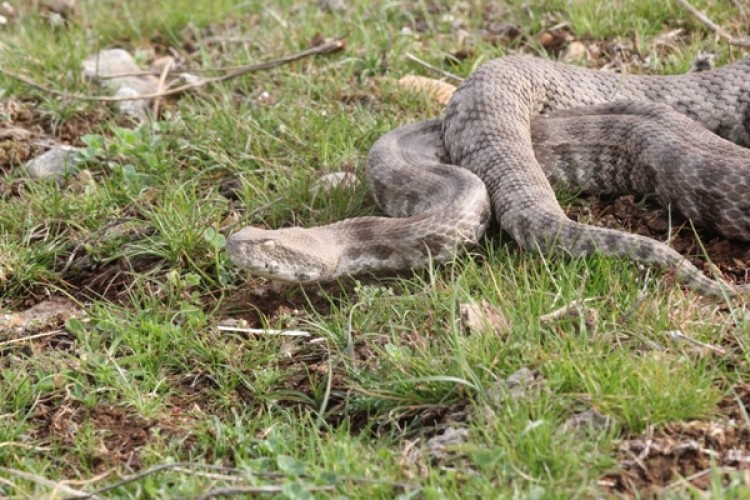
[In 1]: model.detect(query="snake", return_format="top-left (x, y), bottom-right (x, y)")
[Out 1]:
top-left (226, 55), bottom-right (750, 297)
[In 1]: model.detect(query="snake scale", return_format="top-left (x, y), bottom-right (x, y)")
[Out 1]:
top-left (226, 56), bottom-right (750, 296)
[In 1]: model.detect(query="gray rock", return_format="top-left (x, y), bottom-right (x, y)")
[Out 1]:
top-left (25, 147), bottom-right (80, 180)
top-left (114, 85), bottom-right (150, 121)
top-left (83, 49), bottom-right (159, 121)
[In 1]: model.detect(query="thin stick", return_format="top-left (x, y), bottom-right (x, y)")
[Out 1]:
top-left (0, 39), bottom-right (345, 103)
top-left (663, 329), bottom-right (727, 355)
top-left (539, 298), bottom-right (597, 324)
top-left (0, 329), bottom-right (65, 347)
top-left (674, 0), bottom-right (750, 47)
top-left (93, 65), bottom-right (269, 79)
top-left (405, 53), bottom-right (463, 83)
top-left (217, 326), bottom-right (311, 337)
top-left (665, 466), bottom-right (740, 489)
top-left (152, 59), bottom-right (172, 116)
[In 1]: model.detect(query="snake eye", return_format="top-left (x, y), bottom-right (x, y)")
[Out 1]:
top-left (261, 239), bottom-right (276, 250)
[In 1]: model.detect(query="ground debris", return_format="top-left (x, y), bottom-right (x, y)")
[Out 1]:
top-left (82, 49), bottom-right (160, 121)
top-left (0, 296), bottom-right (83, 336)
top-left (400, 426), bottom-right (471, 479)
top-left (558, 408), bottom-right (612, 436)
top-left (0, 297), bottom-right (84, 357)
top-left (604, 384), bottom-right (750, 495)
top-left (32, 399), bottom-right (158, 473)
top-left (487, 367), bottom-right (543, 405)
top-left (663, 329), bottom-right (726, 356)
top-left (459, 299), bottom-right (510, 336)
top-left (318, 0), bottom-right (346, 12)
top-left (539, 299), bottom-right (598, 334)
top-left (425, 427), bottom-right (470, 461)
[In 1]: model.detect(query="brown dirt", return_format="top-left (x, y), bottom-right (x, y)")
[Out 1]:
top-left (29, 394), bottom-right (199, 474)
top-left (0, 99), bottom-right (46, 171)
top-left (0, 296), bottom-right (83, 362)
top-left (32, 399), bottom-right (156, 472)
top-left (220, 279), bottom-right (352, 329)
top-left (603, 383), bottom-right (750, 496)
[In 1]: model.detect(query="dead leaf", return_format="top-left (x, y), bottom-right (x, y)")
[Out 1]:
top-left (563, 41), bottom-right (588, 62)
top-left (459, 299), bottom-right (510, 335)
top-left (398, 76), bottom-right (457, 106)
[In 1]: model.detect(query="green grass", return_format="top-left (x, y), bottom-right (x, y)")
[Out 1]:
top-left (1, 0), bottom-right (749, 497)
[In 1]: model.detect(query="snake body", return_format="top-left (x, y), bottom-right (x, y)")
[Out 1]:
top-left (226, 56), bottom-right (750, 296)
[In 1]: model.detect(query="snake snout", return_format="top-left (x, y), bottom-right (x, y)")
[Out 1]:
top-left (225, 226), bottom-right (339, 282)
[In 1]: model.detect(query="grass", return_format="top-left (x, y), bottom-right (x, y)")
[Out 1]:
top-left (1, 0), bottom-right (749, 497)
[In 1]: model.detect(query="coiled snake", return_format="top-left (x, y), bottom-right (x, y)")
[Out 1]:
top-left (226, 56), bottom-right (750, 296)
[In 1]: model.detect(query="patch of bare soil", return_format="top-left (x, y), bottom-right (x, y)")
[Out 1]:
top-left (0, 99), bottom-right (46, 172)
top-left (603, 383), bottom-right (750, 496)
top-left (0, 96), bottom-right (119, 208)
top-left (30, 396), bottom-right (196, 473)
top-left (0, 296), bottom-right (83, 363)
top-left (32, 399), bottom-right (154, 472)
top-left (568, 194), bottom-right (750, 287)
top-left (221, 279), bottom-right (361, 328)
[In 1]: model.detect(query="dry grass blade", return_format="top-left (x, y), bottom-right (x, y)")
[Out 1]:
top-left (0, 467), bottom-right (99, 499)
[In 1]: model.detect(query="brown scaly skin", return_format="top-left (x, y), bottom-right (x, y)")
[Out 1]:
top-left (227, 56), bottom-right (750, 296)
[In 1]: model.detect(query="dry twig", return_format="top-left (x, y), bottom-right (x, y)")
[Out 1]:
top-left (674, 0), bottom-right (750, 47)
top-left (405, 53), bottom-right (463, 82)
top-left (217, 325), bottom-right (311, 337)
top-left (0, 39), bottom-right (346, 102)
top-left (539, 299), bottom-right (597, 324)
top-left (0, 329), bottom-right (65, 347)
top-left (663, 330), bottom-right (727, 355)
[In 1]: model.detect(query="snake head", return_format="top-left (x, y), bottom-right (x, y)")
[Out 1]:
top-left (226, 226), bottom-right (339, 283)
